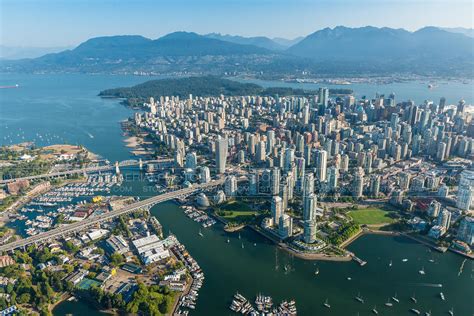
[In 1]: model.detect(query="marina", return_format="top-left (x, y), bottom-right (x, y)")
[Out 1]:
top-left (171, 236), bottom-right (205, 314)
top-left (229, 292), bottom-right (297, 315)
top-left (181, 205), bottom-right (217, 228)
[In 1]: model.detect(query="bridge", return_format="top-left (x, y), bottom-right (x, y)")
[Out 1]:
top-left (0, 178), bottom-right (224, 253)
top-left (0, 158), bottom-right (174, 185)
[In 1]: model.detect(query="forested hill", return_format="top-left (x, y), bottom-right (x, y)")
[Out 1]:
top-left (98, 76), bottom-right (353, 106)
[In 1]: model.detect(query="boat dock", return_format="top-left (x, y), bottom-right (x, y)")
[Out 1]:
top-left (349, 252), bottom-right (367, 266)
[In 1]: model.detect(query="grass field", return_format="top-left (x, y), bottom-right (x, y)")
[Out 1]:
top-left (216, 200), bottom-right (257, 221)
top-left (348, 208), bottom-right (397, 225)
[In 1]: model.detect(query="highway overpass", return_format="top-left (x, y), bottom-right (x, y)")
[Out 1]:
top-left (0, 178), bottom-right (224, 252)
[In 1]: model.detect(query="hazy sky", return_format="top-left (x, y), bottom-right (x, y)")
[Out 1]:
top-left (1, 0), bottom-right (473, 47)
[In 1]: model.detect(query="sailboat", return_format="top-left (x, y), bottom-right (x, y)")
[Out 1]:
top-left (411, 293), bottom-right (417, 303)
top-left (198, 229), bottom-right (203, 237)
top-left (391, 293), bottom-right (400, 303)
top-left (448, 307), bottom-right (454, 316)
top-left (323, 299), bottom-right (331, 308)
top-left (314, 268), bottom-right (320, 275)
top-left (355, 292), bottom-right (364, 304)
top-left (384, 298), bottom-right (393, 307)
top-left (372, 305), bottom-right (379, 315)
top-left (419, 266), bottom-right (426, 275)
top-left (389, 260), bottom-right (393, 267)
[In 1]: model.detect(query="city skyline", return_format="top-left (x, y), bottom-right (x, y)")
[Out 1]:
top-left (1, 0), bottom-right (473, 47)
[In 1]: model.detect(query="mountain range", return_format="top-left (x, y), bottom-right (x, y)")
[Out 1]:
top-left (2, 26), bottom-right (473, 77)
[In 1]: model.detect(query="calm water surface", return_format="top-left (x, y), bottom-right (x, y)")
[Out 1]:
top-left (0, 74), bottom-right (472, 316)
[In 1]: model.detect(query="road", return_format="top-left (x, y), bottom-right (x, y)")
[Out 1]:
top-left (0, 178), bottom-right (224, 252)
top-left (0, 158), bottom-right (173, 185)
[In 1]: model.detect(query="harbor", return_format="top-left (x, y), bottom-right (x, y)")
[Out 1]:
top-left (181, 205), bottom-right (217, 228)
top-left (230, 292), bottom-right (297, 315)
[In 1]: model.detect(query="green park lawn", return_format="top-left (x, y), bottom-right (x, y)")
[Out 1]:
top-left (216, 200), bottom-right (257, 220)
top-left (348, 208), bottom-right (397, 225)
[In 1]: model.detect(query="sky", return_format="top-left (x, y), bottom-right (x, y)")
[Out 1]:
top-left (1, 0), bottom-right (473, 47)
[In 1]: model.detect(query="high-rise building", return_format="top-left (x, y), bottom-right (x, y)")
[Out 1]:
top-left (270, 167), bottom-right (281, 196)
top-left (266, 130), bottom-right (275, 154)
top-left (295, 157), bottom-right (305, 192)
top-left (271, 196), bottom-right (283, 227)
top-left (185, 152), bottom-right (198, 170)
top-left (303, 193), bottom-right (317, 221)
top-left (369, 174), bottom-right (381, 197)
top-left (303, 220), bottom-right (317, 244)
top-left (328, 166), bottom-right (338, 190)
top-left (437, 209), bottom-right (452, 230)
top-left (303, 172), bottom-right (315, 199)
top-left (428, 200), bottom-right (441, 218)
top-left (249, 173), bottom-right (258, 196)
top-left (224, 175), bottom-right (238, 197)
top-left (256, 141), bottom-right (266, 163)
top-left (352, 167), bottom-right (364, 198)
top-left (457, 216), bottom-right (474, 246)
top-left (278, 214), bottom-right (293, 239)
top-left (200, 166), bottom-right (211, 183)
top-left (284, 148), bottom-right (295, 172)
top-left (216, 136), bottom-right (228, 174)
top-left (399, 172), bottom-right (411, 191)
top-left (315, 150), bottom-right (328, 182)
top-left (457, 170), bottom-right (474, 210)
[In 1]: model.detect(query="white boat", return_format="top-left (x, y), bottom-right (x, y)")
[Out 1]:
top-left (391, 293), bottom-right (399, 303)
top-left (419, 267), bottom-right (426, 275)
top-left (323, 299), bottom-right (330, 308)
top-left (347, 277), bottom-right (352, 281)
top-left (384, 298), bottom-right (393, 307)
top-left (440, 292), bottom-right (445, 301)
top-left (389, 260), bottom-right (393, 267)
top-left (410, 308), bottom-right (421, 315)
top-left (372, 306), bottom-right (378, 314)
top-left (411, 293), bottom-right (417, 303)
top-left (198, 229), bottom-right (203, 237)
top-left (315, 268), bottom-right (319, 275)
top-left (425, 310), bottom-right (431, 316)
top-left (402, 258), bottom-right (408, 262)
top-left (355, 292), bottom-right (364, 304)
top-left (226, 238), bottom-right (230, 243)
top-left (448, 307), bottom-right (454, 316)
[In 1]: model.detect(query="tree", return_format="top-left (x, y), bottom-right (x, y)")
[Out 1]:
top-left (17, 293), bottom-right (31, 304)
top-left (109, 252), bottom-right (124, 267)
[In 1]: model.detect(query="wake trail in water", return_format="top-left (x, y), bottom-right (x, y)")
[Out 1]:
top-left (407, 283), bottom-right (443, 288)
top-left (458, 259), bottom-right (466, 277)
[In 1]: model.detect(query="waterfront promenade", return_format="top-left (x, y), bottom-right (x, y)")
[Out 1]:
top-left (0, 178), bottom-right (224, 252)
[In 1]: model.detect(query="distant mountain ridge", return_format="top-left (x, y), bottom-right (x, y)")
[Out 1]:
top-left (205, 33), bottom-right (290, 51)
top-left (2, 26), bottom-right (473, 77)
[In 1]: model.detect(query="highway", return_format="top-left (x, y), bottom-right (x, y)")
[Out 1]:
top-left (0, 178), bottom-right (224, 252)
top-left (0, 158), bottom-right (173, 185)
